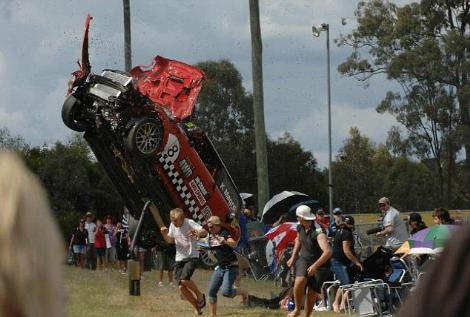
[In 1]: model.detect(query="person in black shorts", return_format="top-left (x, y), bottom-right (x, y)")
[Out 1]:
top-left (114, 222), bottom-right (129, 273)
top-left (286, 205), bottom-right (332, 317)
top-left (161, 208), bottom-right (208, 316)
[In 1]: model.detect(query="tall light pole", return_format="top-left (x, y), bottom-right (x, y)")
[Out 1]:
top-left (312, 23), bottom-right (333, 220)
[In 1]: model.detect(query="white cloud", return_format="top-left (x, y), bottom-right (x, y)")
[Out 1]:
top-left (288, 101), bottom-right (396, 168)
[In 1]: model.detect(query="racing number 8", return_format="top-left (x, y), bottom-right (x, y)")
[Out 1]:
top-left (167, 144), bottom-right (179, 158)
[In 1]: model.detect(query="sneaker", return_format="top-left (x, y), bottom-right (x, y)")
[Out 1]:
top-left (158, 281), bottom-right (165, 287)
top-left (169, 282), bottom-right (176, 288)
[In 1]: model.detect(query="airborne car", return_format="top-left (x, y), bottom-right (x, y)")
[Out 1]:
top-left (62, 15), bottom-right (242, 247)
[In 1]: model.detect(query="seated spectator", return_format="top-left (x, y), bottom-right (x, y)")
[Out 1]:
top-left (408, 212), bottom-right (427, 235)
top-left (0, 151), bottom-right (64, 317)
top-left (432, 207), bottom-right (455, 225)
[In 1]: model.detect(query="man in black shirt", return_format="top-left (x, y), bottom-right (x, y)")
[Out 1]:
top-left (331, 215), bottom-right (362, 312)
top-left (287, 205), bottom-right (332, 317)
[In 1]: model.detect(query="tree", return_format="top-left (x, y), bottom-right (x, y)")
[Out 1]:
top-left (267, 133), bottom-right (326, 203)
top-left (337, 0), bottom-right (469, 206)
top-left (192, 60), bottom-right (257, 197)
top-left (0, 127), bottom-right (29, 151)
top-left (332, 127), bottom-right (378, 213)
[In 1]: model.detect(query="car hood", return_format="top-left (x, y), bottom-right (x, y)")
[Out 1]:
top-left (130, 56), bottom-right (205, 121)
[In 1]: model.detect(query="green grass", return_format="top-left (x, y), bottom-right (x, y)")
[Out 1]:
top-left (65, 266), bottom-right (340, 317)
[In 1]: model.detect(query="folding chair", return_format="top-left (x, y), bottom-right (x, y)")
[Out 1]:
top-left (321, 280), bottom-right (341, 311)
top-left (341, 279), bottom-right (392, 316)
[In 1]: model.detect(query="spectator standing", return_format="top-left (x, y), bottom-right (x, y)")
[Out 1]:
top-left (84, 211), bottom-right (97, 270)
top-left (68, 219), bottom-right (88, 268)
top-left (161, 208), bottom-right (208, 316)
top-left (408, 212), bottom-right (427, 235)
top-left (287, 205), bottom-right (332, 317)
top-left (114, 222), bottom-right (130, 274)
top-left (104, 215), bottom-right (117, 271)
top-left (155, 240), bottom-right (175, 287)
top-left (376, 197), bottom-right (408, 251)
top-left (206, 216), bottom-right (248, 317)
top-left (331, 216), bottom-right (363, 313)
top-left (315, 208), bottom-right (331, 235)
top-left (94, 219), bottom-right (106, 270)
top-left (328, 208), bottom-right (343, 238)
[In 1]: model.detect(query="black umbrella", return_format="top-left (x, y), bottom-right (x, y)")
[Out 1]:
top-left (261, 191), bottom-right (312, 224)
top-left (286, 199), bottom-right (321, 222)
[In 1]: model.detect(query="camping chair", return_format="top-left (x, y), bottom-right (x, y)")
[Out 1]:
top-left (321, 280), bottom-right (341, 311)
top-left (341, 279), bottom-right (392, 316)
top-left (385, 257), bottom-right (414, 311)
top-left (246, 236), bottom-right (273, 281)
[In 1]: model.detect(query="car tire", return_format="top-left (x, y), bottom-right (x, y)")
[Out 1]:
top-left (199, 249), bottom-right (217, 269)
top-left (62, 95), bottom-right (86, 132)
top-left (126, 117), bottom-right (163, 156)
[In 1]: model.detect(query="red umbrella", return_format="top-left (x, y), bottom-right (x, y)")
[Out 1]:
top-left (264, 222), bottom-right (298, 260)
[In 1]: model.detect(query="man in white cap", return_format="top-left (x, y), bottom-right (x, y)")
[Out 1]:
top-left (376, 197), bottom-right (408, 250)
top-left (286, 205), bottom-right (332, 317)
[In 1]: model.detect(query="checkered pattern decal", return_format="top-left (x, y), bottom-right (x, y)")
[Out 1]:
top-left (158, 153), bottom-right (207, 225)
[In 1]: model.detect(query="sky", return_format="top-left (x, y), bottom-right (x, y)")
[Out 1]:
top-left (0, 0), bottom-right (414, 168)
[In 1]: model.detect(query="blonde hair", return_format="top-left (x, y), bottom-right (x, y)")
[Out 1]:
top-left (0, 151), bottom-right (64, 317)
top-left (170, 208), bottom-right (185, 219)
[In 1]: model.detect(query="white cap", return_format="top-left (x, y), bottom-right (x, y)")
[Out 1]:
top-left (296, 205), bottom-right (316, 220)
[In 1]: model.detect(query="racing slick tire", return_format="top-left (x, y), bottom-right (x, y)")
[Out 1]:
top-left (126, 117), bottom-right (163, 156)
top-left (62, 95), bottom-right (87, 132)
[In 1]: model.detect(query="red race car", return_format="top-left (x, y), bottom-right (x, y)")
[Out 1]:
top-left (62, 15), bottom-right (242, 248)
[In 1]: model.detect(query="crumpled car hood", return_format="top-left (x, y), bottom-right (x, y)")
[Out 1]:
top-left (130, 56), bottom-right (205, 121)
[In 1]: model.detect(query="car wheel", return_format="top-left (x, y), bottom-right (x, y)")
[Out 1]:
top-left (126, 117), bottom-right (163, 156)
top-left (62, 95), bottom-right (86, 132)
top-left (199, 249), bottom-right (217, 269)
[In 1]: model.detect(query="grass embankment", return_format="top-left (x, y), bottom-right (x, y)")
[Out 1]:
top-left (65, 266), bottom-right (339, 317)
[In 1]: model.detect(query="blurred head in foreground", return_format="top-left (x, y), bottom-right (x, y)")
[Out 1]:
top-left (0, 151), bottom-right (64, 317)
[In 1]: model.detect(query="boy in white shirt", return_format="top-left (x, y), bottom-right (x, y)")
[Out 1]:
top-left (161, 208), bottom-right (208, 315)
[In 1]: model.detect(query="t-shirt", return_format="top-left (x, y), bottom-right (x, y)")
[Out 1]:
top-left (297, 223), bottom-right (329, 268)
top-left (382, 207), bottom-right (408, 249)
top-left (84, 222), bottom-right (96, 243)
top-left (332, 227), bottom-right (355, 265)
top-left (168, 218), bottom-right (202, 261)
top-left (209, 228), bottom-right (237, 266)
top-left (73, 228), bottom-right (88, 246)
top-left (115, 230), bottom-right (129, 251)
top-left (94, 228), bottom-right (106, 249)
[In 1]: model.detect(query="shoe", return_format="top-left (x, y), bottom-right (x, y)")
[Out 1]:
top-left (198, 294), bottom-right (206, 309)
top-left (158, 281), bottom-right (164, 287)
top-left (313, 306), bottom-right (329, 312)
top-left (169, 282), bottom-right (176, 288)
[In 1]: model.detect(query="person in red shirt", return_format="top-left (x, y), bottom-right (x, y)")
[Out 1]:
top-left (94, 219), bottom-right (106, 270)
top-left (315, 208), bottom-right (330, 233)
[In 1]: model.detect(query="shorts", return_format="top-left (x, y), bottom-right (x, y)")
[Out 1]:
top-left (174, 258), bottom-right (199, 285)
top-left (117, 247), bottom-right (129, 261)
top-left (96, 247), bottom-right (106, 257)
top-left (156, 251), bottom-right (174, 271)
top-left (73, 245), bottom-right (86, 254)
top-left (295, 258), bottom-right (332, 293)
top-left (106, 247), bottom-right (116, 262)
top-left (135, 246), bottom-right (147, 253)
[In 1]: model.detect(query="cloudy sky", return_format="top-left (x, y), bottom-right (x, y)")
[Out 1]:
top-left (0, 0), bottom-right (413, 167)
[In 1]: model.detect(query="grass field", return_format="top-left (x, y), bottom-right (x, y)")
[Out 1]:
top-left (65, 266), bottom-right (339, 317)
